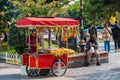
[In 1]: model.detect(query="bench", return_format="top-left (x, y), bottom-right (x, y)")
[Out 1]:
top-left (68, 51), bottom-right (109, 68)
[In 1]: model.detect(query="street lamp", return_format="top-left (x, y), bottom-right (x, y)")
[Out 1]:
top-left (80, 0), bottom-right (84, 29)
top-left (79, 0), bottom-right (85, 53)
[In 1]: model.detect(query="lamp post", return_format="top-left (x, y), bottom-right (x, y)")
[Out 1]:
top-left (79, 0), bottom-right (85, 53)
top-left (7, 21), bottom-right (11, 53)
top-left (80, 0), bottom-right (84, 30)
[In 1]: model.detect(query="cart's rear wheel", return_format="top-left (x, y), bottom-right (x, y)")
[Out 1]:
top-left (51, 59), bottom-right (67, 76)
top-left (26, 65), bottom-right (40, 77)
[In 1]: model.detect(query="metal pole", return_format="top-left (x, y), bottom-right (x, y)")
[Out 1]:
top-left (79, 0), bottom-right (85, 53)
top-left (48, 28), bottom-right (51, 49)
top-left (80, 0), bottom-right (84, 30)
top-left (36, 28), bottom-right (38, 54)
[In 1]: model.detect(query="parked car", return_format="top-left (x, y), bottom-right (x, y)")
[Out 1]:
top-left (83, 26), bottom-right (103, 40)
top-left (96, 26), bottom-right (103, 33)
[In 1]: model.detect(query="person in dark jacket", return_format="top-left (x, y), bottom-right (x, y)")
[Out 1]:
top-left (85, 36), bottom-right (101, 66)
top-left (111, 20), bottom-right (120, 52)
top-left (3, 32), bottom-right (7, 42)
top-left (88, 23), bottom-right (97, 38)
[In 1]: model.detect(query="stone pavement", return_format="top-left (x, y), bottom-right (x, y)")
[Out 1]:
top-left (65, 52), bottom-right (120, 80)
top-left (1, 52), bottom-right (120, 80)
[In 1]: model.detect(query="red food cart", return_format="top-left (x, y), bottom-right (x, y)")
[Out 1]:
top-left (16, 17), bottom-right (79, 77)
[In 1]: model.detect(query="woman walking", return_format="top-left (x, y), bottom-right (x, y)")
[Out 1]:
top-left (102, 24), bottom-right (112, 52)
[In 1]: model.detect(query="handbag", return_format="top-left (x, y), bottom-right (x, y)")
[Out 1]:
top-left (89, 47), bottom-right (95, 53)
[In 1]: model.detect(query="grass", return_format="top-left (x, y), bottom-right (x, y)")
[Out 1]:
top-left (1, 42), bottom-right (16, 53)
top-left (1, 42), bottom-right (8, 52)
top-left (6, 60), bottom-right (21, 65)
top-left (39, 40), bottom-right (58, 49)
top-left (1, 41), bottom-right (59, 52)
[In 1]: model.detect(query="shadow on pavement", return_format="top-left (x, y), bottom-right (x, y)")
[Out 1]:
top-left (66, 67), bottom-right (120, 80)
top-left (0, 62), bottom-right (19, 69)
top-left (0, 73), bottom-right (57, 80)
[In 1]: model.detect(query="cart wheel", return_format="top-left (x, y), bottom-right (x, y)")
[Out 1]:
top-left (51, 59), bottom-right (67, 76)
top-left (26, 65), bottom-right (40, 77)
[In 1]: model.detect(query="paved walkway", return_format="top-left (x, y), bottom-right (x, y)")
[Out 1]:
top-left (65, 52), bottom-right (120, 80)
top-left (1, 52), bottom-right (120, 80)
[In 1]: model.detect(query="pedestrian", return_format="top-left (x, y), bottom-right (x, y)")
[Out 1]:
top-left (88, 23), bottom-right (97, 38)
top-left (111, 20), bottom-right (120, 52)
top-left (3, 32), bottom-right (8, 42)
top-left (115, 21), bottom-right (120, 52)
top-left (85, 36), bottom-right (101, 66)
top-left (76, 32), bottom-right (81, 52)
top-left (102, 23), bottom-right (112, 52)
top-left (26, 29), bottom-right (41, 53)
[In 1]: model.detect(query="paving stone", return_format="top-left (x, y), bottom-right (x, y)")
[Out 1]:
top-left (1, 52), bottom-right (120, 80)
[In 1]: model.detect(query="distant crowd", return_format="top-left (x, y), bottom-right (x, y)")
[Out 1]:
top-left (79, 20), bottom-right (120, 66)
top-left (85, 20), bottom-right (120, 53)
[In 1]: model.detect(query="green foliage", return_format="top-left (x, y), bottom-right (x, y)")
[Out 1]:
top-left (84, 0), bottom-right (120, 24)
top-left (8, 23), bottom-right (27, 54)
top-left (67, 1), bottom-right (80, 20)
top-left (3, 0), bottom-right (120, 54)
top-left (67, 0), bottom-right (120, 28)
top-left (0, 0), bottom-right (70, 54)
top-left (0, 0), bottom-right (7, 34)
top-left (1, 42), bottom-right (16, 53)
top-left (39, 40), bottom-right (58, 49)
top-left (0, 0), bottom-right (19, 34)
top-left (1, 42), bottom-right (8, 52)
top-left (11, 0), bottom-right (70, 18)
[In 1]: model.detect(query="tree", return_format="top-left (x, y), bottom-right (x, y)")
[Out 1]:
top-left (0, 0), bottom-right (19, 34)
top-left (67, 0), bottom-right (91, 29)
top-left (0, 0), bottom-right (7, 34)
top-left (84, 0), bottom-right (120, 24)
top-left (0, 0), bottom-right (24, 53)
top-left (11, 0), bottom-right (70, 18)
top-left (8, 23), bottom-right (27, 54)
top-left (67, 1), bottom-right (80, 20)
top-left (67, 0), bottom-right (120, 28)
top-left (6, 0), bottom-right (71, 54)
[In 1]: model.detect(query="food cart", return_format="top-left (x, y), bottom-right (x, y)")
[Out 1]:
top-left (16, 17), bottom-right (79, 77)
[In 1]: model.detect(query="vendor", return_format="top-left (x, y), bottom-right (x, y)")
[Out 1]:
top-left (26, 29), bottom-right (41, 53)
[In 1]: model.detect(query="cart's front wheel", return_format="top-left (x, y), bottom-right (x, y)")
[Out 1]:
top-left (26, 65), bottom-right (40, 77)
top-left (51, 59), bottom-right (67, 76)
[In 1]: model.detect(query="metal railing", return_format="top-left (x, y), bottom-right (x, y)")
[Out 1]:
top-left (0, 52), bottom-right (21, 65)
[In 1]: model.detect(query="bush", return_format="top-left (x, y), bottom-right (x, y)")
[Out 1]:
top-left (8, 23), bottom-right (27, 54)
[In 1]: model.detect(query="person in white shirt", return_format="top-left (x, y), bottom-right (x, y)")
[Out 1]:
top-left (102, 23), bottom-right (112, 52)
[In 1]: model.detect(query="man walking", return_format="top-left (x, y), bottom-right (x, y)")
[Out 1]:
top-left (111, 20), bottom-right (120, 52)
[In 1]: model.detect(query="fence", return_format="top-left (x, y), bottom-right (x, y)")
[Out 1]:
top-left (0, 52), bottom-right (21, 65)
